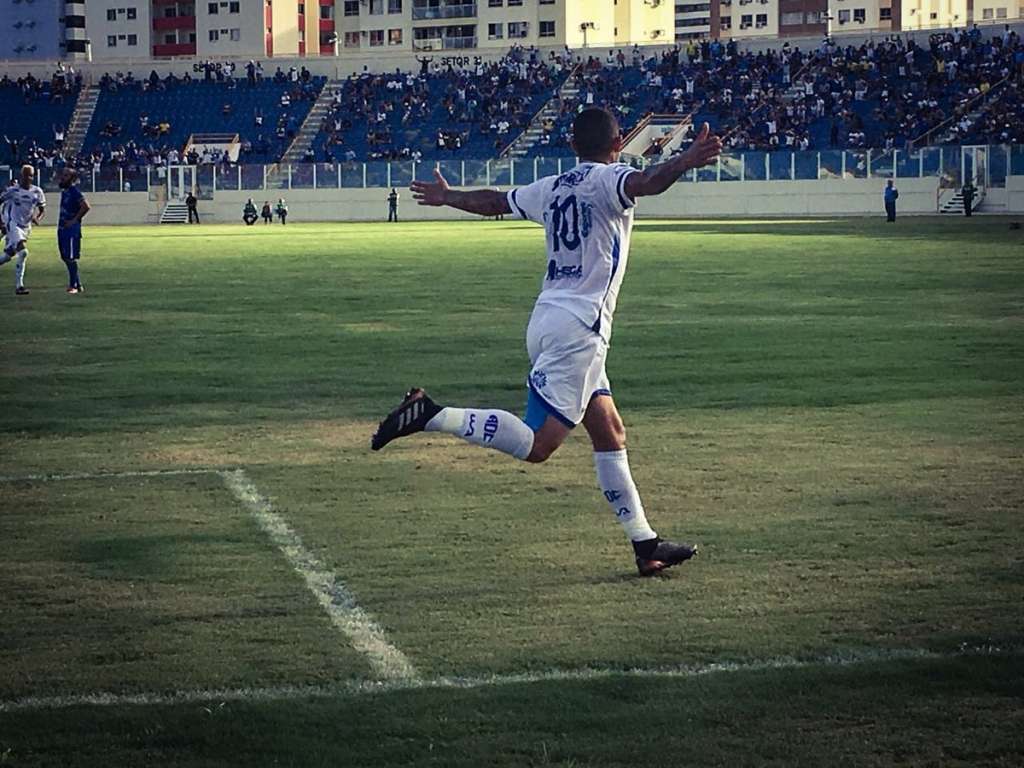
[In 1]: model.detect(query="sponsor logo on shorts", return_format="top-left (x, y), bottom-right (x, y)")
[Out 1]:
top-left (530, 370), bottom-right (548, 390)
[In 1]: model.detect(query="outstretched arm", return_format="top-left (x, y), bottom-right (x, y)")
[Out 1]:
top-left (410, 170), bottom-right (512, 217)
top-left (623, 122), bottom-right (723, 200)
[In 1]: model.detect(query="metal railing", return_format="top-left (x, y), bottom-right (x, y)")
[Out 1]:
top-left (5, 144), bottom-right (1021, 194)
top-left (411, 3), bottom-right (477, 20)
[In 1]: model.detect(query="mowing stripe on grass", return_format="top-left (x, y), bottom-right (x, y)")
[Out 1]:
top-left (0, 467), bottom-right (418, 684)
top-left (0, 468), bottom-right (218, 483)
top-left (0, 645), bottom-right (1016, 713)
top-left (221, 469), bottom-right (419, 683)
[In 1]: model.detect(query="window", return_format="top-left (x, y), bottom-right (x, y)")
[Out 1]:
top-left (230, 0), bottom-right (240, 10)
top-left (389, 27), bottom-right (403, 44)
top-left (369, 0), bottom-right (384, 13)
top-left (164, 6), bottom-right (178, 17)
top-left (297, 2), bottom-right (305, 13)
top-left (208, 2), bottom-right (218, 13)
top-left (508, 21), bottom-right (528, 37)
top-left (508, 0), bottom-right (522, 5)
top-left (539, 20), bottom-right (555, 37)
top-left (489, 0), bottom-right (503, 5)
top-left (488, 21), bottom-right (503, 38)
top-left (344, 30), bottom-right (360, 46)
top-left (106, 9), bottom-right (116, 20)
top-left (879, 6), bottom-right (891, 19)
top-left (781, 11), bottom-right (803, 23)
top-left (929, 11), bottom-right (937, 18)
top-left (388, 0), bottom-right (403, 11)
top-left (755, 12), bottom-right (767, 25)
top-left (344, 0), bottom-right (360, 15)
top-left (740, 13), bottom-right (751, 26)
top-left (230, 27), bottom-right (240, 40)
top-left (720, 15), bottom-right (731, 28)
top-left (676, 2), bottom-right (710, 10)
top-left (127, 33), bottom-right (138, 45)
top-left (370, 29), bottom-right (384, 45)
top-left (982, 7), bottom-right (993, 17)
top-left (209, 29), bottom-right (219, 40)
top-left (188, 31), bottom-right (196, 42)
top-left (996, 6), bottom-right (1007, 17)
top-left (540, 0), bottom-right (554, 4)
top-left (853, 8), bottom-right (865, 21)
top-left (107, 34), bottom-right (117, 46)
top-left (126, 7), bottom-right (137, 19)
top-left (321, 4), bottom-right (334, 18)
top-left (837, 8), bottom-right (850, 22)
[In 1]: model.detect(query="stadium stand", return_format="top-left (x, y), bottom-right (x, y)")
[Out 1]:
top-left (0, 31), bottom-right (1020, 173)
top-left (79, 64), bottom-right (326, 165)
top-left (0, 67), bottom-right (80, 167)
top-left (309, 46), bottom-right (568, 163)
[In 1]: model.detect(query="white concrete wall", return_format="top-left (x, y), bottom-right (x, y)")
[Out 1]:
top-left (76, 176), bottom-right (1023, 225)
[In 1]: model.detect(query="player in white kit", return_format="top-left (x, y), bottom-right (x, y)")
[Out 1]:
top-left (0, 165), bottom-right (47, 295)
top-left (371, 109), bottom-right (722, 576)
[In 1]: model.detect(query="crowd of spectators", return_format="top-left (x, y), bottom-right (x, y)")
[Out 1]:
top-left (1, 30), bottom-right (1022, 176)
top-left (313, 44), bottom-right (567, 162)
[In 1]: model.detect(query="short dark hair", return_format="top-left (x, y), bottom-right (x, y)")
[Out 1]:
top-left (572, 108), bottom-right (621, 159)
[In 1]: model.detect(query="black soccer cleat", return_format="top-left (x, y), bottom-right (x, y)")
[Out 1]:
top-left (633, 537), bottom-right (698, 577)
top-left (14, 286), bottom-right (29, 296)
top-left (370, 387), bottom-right (442, 451)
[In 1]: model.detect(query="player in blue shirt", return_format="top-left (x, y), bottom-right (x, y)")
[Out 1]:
top-left (57, 168), bottom-right (90, 294)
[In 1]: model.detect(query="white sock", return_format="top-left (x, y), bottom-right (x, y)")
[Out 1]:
top-left (14, 250), bottom-right (26, 289)
top-left (425, 407), bottom-right (534, 460)
top-left (594, 449), bottom-right (657, 542)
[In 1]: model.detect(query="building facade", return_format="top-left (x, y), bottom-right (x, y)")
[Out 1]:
top-left (0, 0), bottom-right (1019, 62)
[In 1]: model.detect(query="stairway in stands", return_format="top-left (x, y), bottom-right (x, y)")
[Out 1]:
top-left (281, 80), bottom-right (335, 163)
top-left (939, 186), bottom-right (984, 214)
top-left (160, 201), bottom-right (190, 224)
top-left (63, 85), bottom-right (100, 157)
top-left (503, 65), bottom-right (580, 159)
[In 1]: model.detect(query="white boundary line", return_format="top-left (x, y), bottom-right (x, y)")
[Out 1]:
top-left (221, 469), bottom-right (418, 682)
top-left (1, 467), bottom-right (418, 684)
top-left (0, 646), bottom-right (1016, 713)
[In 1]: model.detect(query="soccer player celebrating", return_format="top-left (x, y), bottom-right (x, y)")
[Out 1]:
top-left (372, 108), bottom-right (722, 576)
top-left (58, 168), bottom-right (90, 294)
top-left (0, 164), bottom-right (46, 296)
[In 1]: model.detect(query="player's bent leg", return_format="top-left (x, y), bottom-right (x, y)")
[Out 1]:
top-left (584, 394), bottom-right (697, 576)
top-left (371, 388), bottom-right (539, 460)
top-left (524, 416), bottom-right (571, 463)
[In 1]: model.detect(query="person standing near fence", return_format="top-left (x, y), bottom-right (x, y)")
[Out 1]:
top-left (961, 181), bottom-right (977, 217)
top-left (275, 198), bottom-right (288, 224)
top-left (186, 190), bottom-right (200, 224)
top-left (388, 188), bottom-right (399, 222)
top-left (883, 180), bottom-right (898, 222)
top-left (57, 168), bottom-right (90, 294)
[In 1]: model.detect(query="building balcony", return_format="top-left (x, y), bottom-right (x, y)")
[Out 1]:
top-left (411, 3), bottom-right (477, 21)
top-left (153, 15), bottom-right (197, 31)
top-left (413, 35), bottom-right (477, 50)
top-left (152, 42), bottom-right (197, 56)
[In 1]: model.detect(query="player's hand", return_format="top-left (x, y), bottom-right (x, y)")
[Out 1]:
top-left (410, 169), bottom-right (450, 206)
top-left (681, 122), bottom-right (722, 171)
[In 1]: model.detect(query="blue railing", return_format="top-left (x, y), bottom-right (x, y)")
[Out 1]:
top-left (7, 144), bottom-right (1022, 194)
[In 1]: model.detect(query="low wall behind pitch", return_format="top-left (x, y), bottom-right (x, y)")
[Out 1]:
top-left (79, 176), bottom-right (1023, 225)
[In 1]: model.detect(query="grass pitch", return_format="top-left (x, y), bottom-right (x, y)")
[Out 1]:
top-left (1, 217), bottom-right (1022, 766)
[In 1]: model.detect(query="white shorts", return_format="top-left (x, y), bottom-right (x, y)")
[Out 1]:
top-left (525, 303), bottom-right (611, 428)
top-left (5, 224), bottom-right (29, 251)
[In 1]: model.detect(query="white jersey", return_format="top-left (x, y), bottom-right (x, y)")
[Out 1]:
top-left (507, 161), bottom-right (638, 342)
top-left (0, 184), bottom-right (46, 230)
